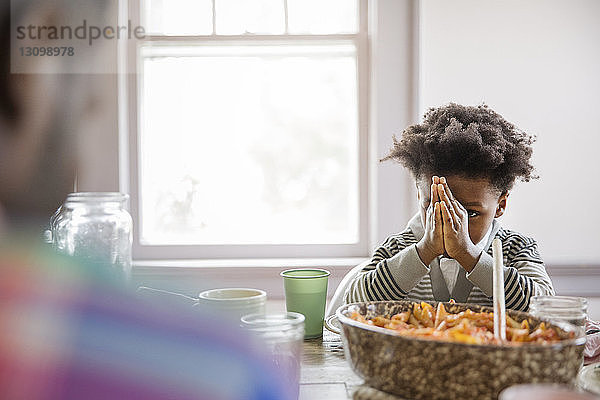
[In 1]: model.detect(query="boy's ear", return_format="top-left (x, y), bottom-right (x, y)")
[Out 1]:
top-left (495, 192), bottom-right (509, 218)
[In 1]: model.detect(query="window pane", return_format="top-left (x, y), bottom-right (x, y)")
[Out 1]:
top-left (215, 0), bottom-right (285, 35)
top-left (287, 0), bottom-right (358, 34)
top-left (142, 0), bottom-right (212, 35)
top-left (140, 44), bottom-right (359, 245)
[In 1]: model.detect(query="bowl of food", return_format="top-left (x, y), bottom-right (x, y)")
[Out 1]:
top-left (337, 300), bottom-right (585, 400)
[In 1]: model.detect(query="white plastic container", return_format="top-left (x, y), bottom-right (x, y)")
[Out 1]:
top-left (197, 288), bottom-right (267, 321)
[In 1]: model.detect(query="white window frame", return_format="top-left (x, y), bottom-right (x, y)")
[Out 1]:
top-left (122, 0), bottom-right (372, 260)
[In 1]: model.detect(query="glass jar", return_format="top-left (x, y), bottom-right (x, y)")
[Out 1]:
top-left (241, 312), bottom-right (305, 400)
top-left (46, 192), bottom-right (95, 244)
top-left (529, 296), bottom-right (588, 327)
top-left (52, 192), bottom-right (133, 280)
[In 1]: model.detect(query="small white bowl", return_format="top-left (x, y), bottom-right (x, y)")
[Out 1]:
top-left (198, 288), bottom-right (267, 321)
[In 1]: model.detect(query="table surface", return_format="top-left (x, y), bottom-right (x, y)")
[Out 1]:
top-left (300, 329), bottom-right (362, 400)
top-left (273, 299), bottom-right (402, 400)
top-left (300, 329), bottom-right (409, 400)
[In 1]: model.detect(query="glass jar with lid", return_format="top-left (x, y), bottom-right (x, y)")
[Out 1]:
top-left (52, 192), bottom-right (133, 280)
top-left (529, 295), bottom-right (588, 327)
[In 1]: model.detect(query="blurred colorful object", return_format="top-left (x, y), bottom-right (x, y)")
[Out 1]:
top-left (0, 240), bottom-right (294, 400)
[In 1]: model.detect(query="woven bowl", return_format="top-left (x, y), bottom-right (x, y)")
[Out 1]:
top-left (337, 300), bottom-right (585, 400)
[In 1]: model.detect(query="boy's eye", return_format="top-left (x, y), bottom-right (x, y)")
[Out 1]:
top-left (467, 210), bottom-right (479, 218)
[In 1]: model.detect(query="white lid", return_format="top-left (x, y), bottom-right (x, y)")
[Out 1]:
top-left (198, 288), bottom-right (267, 307)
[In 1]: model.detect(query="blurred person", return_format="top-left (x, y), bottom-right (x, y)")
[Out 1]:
top-left (1, 0), bottom-right (77, 230)
top-left (345, 103), bottom-right (555, 311)
top-left (0, 1), bottom-right (294, 399)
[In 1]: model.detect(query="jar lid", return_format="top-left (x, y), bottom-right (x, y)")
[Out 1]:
top-left (241, 312), bottom-right (305, 342)
top-left (198, 288), bottom-right (267, 306)
top-left (530, 295), bottom-right (588, 312)
top-left (65, 192), bottom-right (129, 203)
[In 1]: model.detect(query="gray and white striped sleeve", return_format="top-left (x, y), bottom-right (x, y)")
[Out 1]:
top-left (467, 237), bottom-right (554, 312)
top-left (344, 235), bottom-right (430, 303)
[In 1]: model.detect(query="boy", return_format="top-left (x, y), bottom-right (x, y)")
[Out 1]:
top-left (345, 103), bottom-right (554, 311)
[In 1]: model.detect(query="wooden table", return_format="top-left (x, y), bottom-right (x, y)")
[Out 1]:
top-left (300, 329), bottom-right (413, 400)
top-left (300, 329), bottom-right (362, 399)
top-left (264, 301), bottom-right (404, 399)
top-left (301, 324), bottom-right (454, 400)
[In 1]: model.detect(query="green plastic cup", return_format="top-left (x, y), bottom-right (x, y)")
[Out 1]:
top-left (280, 268), bottom-right (330, 339)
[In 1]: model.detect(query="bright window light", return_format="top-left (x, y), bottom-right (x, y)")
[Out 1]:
top-left (139, 44), bottom-right (359, 245)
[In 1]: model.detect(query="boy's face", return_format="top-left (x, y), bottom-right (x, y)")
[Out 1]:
top-left (416, 175), bottom-right (508, 246)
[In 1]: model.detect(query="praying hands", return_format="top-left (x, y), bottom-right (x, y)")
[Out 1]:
top-left (416, 176), bottom-right (482, 272)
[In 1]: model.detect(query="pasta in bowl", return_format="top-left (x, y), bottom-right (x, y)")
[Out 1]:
top-left (349, 301), bottom-right (569, 345)
top-left (337, 300), bottom-right (585, 400)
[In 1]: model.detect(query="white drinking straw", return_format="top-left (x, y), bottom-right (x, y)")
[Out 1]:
top-left (492, 238), bottom-right (506, 342)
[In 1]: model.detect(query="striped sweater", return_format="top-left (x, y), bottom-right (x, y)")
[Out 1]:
top-left (344, 214), bottom-right (555, 311)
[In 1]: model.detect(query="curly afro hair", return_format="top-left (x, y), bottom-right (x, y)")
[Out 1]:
top-left (382, 103), bottom-right (538, 193)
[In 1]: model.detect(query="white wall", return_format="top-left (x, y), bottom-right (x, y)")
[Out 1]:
top-left (419, 0), bottom-right (600, 265)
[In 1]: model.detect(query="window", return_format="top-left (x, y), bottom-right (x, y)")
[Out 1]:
top-left (126, 0), bottom-right (368, 259)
